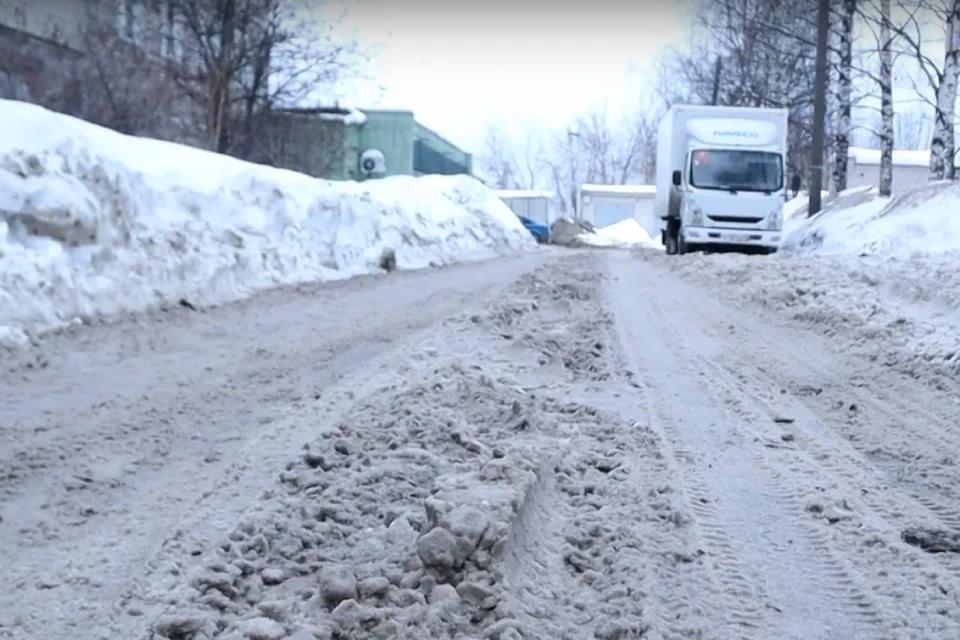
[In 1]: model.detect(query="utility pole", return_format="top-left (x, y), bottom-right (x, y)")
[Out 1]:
top-left (711, 56), bottom-right (723, 106)
top-left (567, 127), bottom-right (580, 217)
top-left (809, 0), bottom-right (831, 215)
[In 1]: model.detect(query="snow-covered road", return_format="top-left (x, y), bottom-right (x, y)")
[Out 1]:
top-left (3, 249), bottom-right (960, 639)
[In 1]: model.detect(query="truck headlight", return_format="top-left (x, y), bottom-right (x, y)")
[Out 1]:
top-left (767, 207), bottom-right (782, 230)
top-left (685, 203), bottom-right (704, 226)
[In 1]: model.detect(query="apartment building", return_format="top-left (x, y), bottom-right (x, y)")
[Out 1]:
top-left (0, 0), bottom-right (189, 79)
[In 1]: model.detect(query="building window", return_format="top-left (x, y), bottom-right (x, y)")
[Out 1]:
top-left (161, 1), bottom-right (185, 60)
top-left (117, 0), bottom-right (145, 43)
top-left (413, 140), bottom-right (468, 176)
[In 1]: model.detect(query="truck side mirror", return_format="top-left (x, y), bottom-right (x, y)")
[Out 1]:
top-left (672, 170), bottom-right (682, 187)
top-left (790, 175), bottom-right (801, 193)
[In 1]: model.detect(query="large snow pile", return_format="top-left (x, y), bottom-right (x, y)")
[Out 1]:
top-left (149, 258), bottom-right (671, 639)
top-left (578, 218), bottom-right (663, 249)
top-left (0, 101), bottom-right (535, 343)
top-left (782, 182), bottom-right (960, 255)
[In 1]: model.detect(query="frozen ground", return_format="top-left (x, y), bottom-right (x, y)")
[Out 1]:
top-left (4, 248), bottom-right (960, 639)
top-left (0, 100), bottom-right (534, 345)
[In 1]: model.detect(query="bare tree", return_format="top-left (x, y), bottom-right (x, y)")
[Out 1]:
top-left (885, 0), bottom-right (960, 180)
top-left (477, 124), bottom-right (543, 190)
top-left (540, 129), bottom-right (583, 216)
top-left (64, 21), bottom-right (183, 140)
top-left (479, 125), bottom-right (519, 189)
top-left (936, 0), bottom-right (960, 178)
top-left (167, 0), bottom-right (366, 159)
top-left (652, 0), bottom-right (822, 179)
top-left (570, 106), bottom-right (661, 186)
top-left (895, 108), bottom-right (932, 148)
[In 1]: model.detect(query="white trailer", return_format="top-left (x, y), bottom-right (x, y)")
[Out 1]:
top-left (655, 105), bottom-right (790, 255)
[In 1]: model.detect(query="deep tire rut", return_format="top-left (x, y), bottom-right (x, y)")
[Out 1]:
top-left (620, 252), bottom-right (960, 638)
top-left (609, 287), bottom-right (770, 638)
top-left (664, 258), bottom-right (960, 599)
top-left (604, 253), bottom-right (910, 639)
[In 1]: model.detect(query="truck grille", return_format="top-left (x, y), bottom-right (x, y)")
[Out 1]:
top-left (706, 214), bottom-right (764, 224)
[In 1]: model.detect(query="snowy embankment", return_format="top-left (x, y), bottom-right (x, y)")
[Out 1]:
top-left (781, 182), bottom-right (960, 255)
top-left (0, 100), bottom-right (535, 345)
top-left (653, 182), bottom-right (960, 388)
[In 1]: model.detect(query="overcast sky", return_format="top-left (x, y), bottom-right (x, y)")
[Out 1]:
top-left (334, 0), bottom-right (692, 154)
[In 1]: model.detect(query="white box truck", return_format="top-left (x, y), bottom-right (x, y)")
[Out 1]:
top-left (655, 105), bottom-right (790, 255)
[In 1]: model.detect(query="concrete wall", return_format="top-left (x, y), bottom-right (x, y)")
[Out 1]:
top-left (845, 147), bottom-right (960, 195)
top-left (498, 196), bottom-right (551, 224)
top-left (846, 160), bottom-right (930, 195)
top-left (0, 23), bottom-right (79, 101)
top-left (0, 0), bottom-right (203, 145)
top-left (267, 112), bottom-right (350, 180)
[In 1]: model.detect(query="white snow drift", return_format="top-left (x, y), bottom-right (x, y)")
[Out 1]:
top-left (578, 218), bottom-right (663, 249)
top-left (782, 182), bottom-right (960, 255)
top-left (0, 100), bottom-right (535, 343)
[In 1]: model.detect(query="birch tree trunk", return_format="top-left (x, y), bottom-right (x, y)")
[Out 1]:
top-left (878, 0), bottom-right (894, 197)
top-left (939, 1), bottom-right (960, 180)
top-left (833, 0), bottom-right (856, 193)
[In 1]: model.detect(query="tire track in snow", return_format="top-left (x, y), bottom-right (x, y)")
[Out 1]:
top-left (606, 265), bottom-right (770, 639)
top-left (717, 354), bottom-right (960, 588)
top-left (684, 362), bottom-right (888, 630)
top-left (468, 254), bottom-right (701, 638)
top-left (644, 301), bottom-right (883, 638)
top-left (632, 254), bottom-right (960, 638)
top-left (659, 257), bottom-right (960, 594)
top-left (630, 366), bottom-right (769, 639)
top-left (605, 253), bottom-right (896, 640)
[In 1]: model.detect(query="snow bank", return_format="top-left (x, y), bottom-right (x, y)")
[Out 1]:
top-left (582, 218), bottom-right (661, 248)
top-left (575, 218), bottom-right (663, 250)
top-left (0, 100), bottom-right (534, 341)
top-left (782, 182), bottom-right (960, 255)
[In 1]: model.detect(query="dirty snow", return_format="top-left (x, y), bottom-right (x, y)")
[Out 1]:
top-left (145, 255), bottom-right (680, 639)
top-left (666, 182), bottom-right (958, 389)
top-left (4, 247), bottom-right (960, 639)
top-left (652, 244), bottom-right (960, 390)
top-left (0, 100), bottom-right (534, 342)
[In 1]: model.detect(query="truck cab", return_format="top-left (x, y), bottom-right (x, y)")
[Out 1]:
top-left (655, 106), bottom-right (789, 255)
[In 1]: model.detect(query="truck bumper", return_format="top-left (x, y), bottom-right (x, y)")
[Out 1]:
top-left (681, 226), bottom-right (781, 249)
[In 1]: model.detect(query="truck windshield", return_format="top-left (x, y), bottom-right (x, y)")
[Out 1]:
top-left (689, 149), bottom-right (783, 193)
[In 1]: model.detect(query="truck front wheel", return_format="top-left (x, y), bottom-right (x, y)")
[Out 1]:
top-left (664, 220), bottom-right (680, 255)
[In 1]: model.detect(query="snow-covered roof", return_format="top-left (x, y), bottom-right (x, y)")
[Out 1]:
top-left (321, 108), bottom-right (366, 126)
top-left (493, 189), bottom-right (555, 199)
top-left (275, 106), bottom-right (367, 126)
top-left (580, 183), bottom-right (656, 196)
top-left (848, 147), bottom-right (960, 168)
